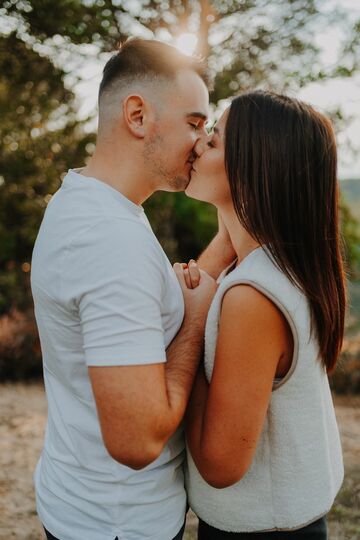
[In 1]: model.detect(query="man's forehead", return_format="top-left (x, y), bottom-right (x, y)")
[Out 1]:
top-left (181, 98), bottom-right (209, 122)
top-left (174, 69), bottom-right (209, 113)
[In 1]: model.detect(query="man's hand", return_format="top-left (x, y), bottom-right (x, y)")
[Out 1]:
top-left (90, 261), bottom-right (216, 471)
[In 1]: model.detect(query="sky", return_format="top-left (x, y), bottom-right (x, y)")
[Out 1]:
top-left (2, 0), bottom-right (359, 179)
top-left (297, 0), bottom-right (360, 179)
top-left (69, 0), bottom-right (360, 180)
top-left (299, 76), bottom-right (360, 179)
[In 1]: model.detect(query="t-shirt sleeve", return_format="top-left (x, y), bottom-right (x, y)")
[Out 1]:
top-left (65, 218), bottom-right (167, 366)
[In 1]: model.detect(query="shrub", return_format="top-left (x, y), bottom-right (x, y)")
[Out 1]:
top-left (0, 308), bottom-right (42, 381)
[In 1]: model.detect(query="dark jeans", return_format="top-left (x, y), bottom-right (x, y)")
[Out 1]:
top-left (44, 520), bottom-right (185, 540)
top-left (198, 517), bottom-right (327, 540)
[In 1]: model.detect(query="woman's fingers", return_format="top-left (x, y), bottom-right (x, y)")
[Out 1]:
top-left (174, 262), bottom-right (192, 289)
top-left (188, 259), bottom-right (201, 288)
top-left (173, 262), bottom-right (186, 289)
top-left (174, 261), bottom-right (201, 289)
top-left (184, 267), bottom-right (193, 289)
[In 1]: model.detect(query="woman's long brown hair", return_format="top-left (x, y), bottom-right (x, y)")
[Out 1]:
top-left (225, 91), bottom-right (346, 372)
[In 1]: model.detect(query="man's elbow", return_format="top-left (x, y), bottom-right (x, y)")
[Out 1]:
top-left (203, 469), bottom-right (246, 489)
top-left (106, 442), bottom-right (163, 470)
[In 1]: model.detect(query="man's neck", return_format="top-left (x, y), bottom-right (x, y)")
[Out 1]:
top-left (81, 149), bottom-right (153, 206)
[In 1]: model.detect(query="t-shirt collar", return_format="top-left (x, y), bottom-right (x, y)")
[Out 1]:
top-left (66, 168), bottom-right (145, 217)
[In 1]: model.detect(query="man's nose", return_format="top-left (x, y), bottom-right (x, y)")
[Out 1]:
top-left (194, 133), bottom-right (209, 158)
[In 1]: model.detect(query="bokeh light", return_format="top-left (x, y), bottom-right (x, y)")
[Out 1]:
top-left (175, 33), bottom-right (198, 56)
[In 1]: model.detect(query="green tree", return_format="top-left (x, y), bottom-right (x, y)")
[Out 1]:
top-left (341, 200), bottom-right (360, 279)
top-left (0, 32), bottom-right (94, 312)
top-left (2, 0), bottom-right (360, 265)
top-left (0, 0), bottom-right (359, 379)
top-left (0, 32), bottom-right (94, 378)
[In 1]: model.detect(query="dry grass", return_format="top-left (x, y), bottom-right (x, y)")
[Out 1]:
top-left (328, 465), bottom-right (360, 540)
top-left (0, 384), bottom-right (359, 539)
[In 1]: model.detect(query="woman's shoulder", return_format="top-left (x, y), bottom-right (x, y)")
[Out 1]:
top-left (211, 245), bottom-right (308, 348)
top-left (220, 246), bottom-right (302, 303)
top-left (221, 282), bottom-right (290, 342)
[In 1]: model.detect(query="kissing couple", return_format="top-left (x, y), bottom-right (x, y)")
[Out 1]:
top-left (31, 38), bottom-right (344, 540)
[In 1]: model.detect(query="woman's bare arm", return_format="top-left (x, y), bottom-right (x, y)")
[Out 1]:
top-left (186, 284), bottom-right (292, 488)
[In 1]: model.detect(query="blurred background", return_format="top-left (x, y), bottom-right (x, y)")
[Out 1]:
top-left (0, 0), bottom-right (359, 388)
top-left (0, 1), bottom-right (359, 538)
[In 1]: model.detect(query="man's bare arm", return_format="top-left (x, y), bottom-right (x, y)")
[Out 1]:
top-left (89, 266), bottom-right (216, 469)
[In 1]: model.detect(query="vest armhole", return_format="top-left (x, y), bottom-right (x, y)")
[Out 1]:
top-left (218, 279), bottom-right (300, 392)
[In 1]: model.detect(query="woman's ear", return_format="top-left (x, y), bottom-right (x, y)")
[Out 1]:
top-left (123, 94), bottom-right (146, 138)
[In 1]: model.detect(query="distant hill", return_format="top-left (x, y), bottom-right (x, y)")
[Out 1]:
top-left (340, 179), bottom-right (360, 333)
top-left (340, 178), bottom-right (360, 222)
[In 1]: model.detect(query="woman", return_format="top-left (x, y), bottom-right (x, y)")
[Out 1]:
top-left (180, 91), bottom-right (345, 539)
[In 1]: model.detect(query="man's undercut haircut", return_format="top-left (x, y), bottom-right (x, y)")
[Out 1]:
top-left (98, 37), bottom-right (208, 101)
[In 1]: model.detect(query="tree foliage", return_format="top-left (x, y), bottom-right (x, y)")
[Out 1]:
top-left (340, 199), bottom-right (360, 279)
top-left (0, 0), bottom-right (359, 379)
top-left (0, 31), bottom-right (95, 314)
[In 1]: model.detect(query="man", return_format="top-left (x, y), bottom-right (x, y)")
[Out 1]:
top-left (31, 38), bottom-right (218, 540)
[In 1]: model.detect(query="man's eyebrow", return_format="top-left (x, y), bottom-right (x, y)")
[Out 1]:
top-left (186, 112), bottom-right (208, 121)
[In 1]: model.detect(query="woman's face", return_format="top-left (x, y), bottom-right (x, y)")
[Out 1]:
top-left (185, 109), bottom-right (232, 207)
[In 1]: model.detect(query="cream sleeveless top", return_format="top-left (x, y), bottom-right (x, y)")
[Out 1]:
top-left (186, 246), bottom-right (343, 532)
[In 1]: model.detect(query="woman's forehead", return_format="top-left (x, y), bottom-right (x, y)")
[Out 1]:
top-left (214, 110), bottom-right (228, 137)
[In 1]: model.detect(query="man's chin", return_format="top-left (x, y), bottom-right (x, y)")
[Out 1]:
top-left (166, 175), bottom-right (191, 192)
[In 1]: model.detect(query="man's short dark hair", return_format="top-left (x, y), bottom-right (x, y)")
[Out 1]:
top-left (99, 38), bottom-right (208, 100)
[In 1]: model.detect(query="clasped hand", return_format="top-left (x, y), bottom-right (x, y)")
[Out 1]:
top-left (173, 260), bottom-right (217, 325)
top-left (179, 260), bottom-right (201, 289)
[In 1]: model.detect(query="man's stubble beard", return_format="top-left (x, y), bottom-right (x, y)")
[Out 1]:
top-left (143, 133), bottom-right (189, 192)
top-left (168, 174), bottom-right (190, 191)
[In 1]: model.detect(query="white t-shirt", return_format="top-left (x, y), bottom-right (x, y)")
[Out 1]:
top-left (31, 170), bottom-right (185, 540)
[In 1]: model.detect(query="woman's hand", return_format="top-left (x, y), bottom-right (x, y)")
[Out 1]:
top-left (173, 262), bottom-right (217, 329)
top-left (181, 260), bottom-right (201, 289)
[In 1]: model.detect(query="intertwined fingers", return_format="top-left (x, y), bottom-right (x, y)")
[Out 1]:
top-left (173, 261), bottom-right (201, 289)
top-left (173, 262), bottom-right (186, 289)
top-left (188, 259), bottom-right (200, 288)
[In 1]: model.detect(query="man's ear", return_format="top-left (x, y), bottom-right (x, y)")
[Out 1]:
top-left (123, 95), bottom-right (146, 138)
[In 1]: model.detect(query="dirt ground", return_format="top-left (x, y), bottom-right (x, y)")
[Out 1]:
top-left (0, 383), bottom-right (359, 540)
